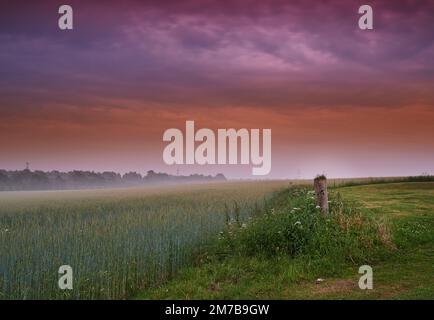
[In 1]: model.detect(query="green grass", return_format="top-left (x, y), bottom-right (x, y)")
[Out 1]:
top-left (339, 182), bottom-right (434, 247)
top-left (138, 182), bottom-right (434, 300)
top-left (0, 181), bottom-right (289, 299)
top-left (2, 180), bottom-right (432, 300)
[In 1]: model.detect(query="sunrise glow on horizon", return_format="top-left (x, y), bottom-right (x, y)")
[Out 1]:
top-left (1, 0), bottom-right (433, 179)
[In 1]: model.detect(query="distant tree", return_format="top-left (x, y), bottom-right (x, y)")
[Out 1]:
top-left (102, 171), bottom-right (122, 185)
top-left (30, 171), bottom-right (50, 189)
top-left (0, 168), bottom-right (228, 191)
top-left (11, 170), bottom-right (33, 190)
top-left (47, 171), bottom-right (65, 189)
top-left (146, 170), bottom-right (156, 177)
top-left (0, 170), bottom-right (9, 191)
top-left (215, 173), bottom-right (226, 181)
top-left (123, 172), bottom-right (142, 184)
top-left (145, 170), bottom-right (170, 183)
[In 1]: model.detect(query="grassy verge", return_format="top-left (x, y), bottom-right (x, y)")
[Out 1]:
top-left (137, 182), bottom-right (434, 299)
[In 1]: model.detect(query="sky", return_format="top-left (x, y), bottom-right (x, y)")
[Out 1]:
top-left (0, 0), bottom-right (433, 179)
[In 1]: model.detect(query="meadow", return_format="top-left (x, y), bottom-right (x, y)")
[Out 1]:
top-left (139, 181), bottom-right (434, 299)
top-left (1, 178), bottom-right (433, 300)
top-left (0, 181), bottom-right (289, 299)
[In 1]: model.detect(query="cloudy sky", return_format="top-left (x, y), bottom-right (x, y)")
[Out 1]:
top-left (0, 0), bottom-right (433, 178)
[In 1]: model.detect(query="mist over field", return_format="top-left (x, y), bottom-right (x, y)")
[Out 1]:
top-left (0, 168), bottom-right (226, 191)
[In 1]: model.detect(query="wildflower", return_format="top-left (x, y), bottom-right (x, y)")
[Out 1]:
top-left (315, 205), bottom-right (321, 209)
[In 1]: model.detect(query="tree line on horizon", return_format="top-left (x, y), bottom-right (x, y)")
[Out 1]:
top-left (0, 169), bottom-right (226, 191)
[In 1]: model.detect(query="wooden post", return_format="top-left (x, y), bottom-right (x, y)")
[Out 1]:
top-left (314, 175), bottom-right (328, 214)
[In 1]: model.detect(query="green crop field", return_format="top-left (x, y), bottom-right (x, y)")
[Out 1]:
top-left (0, 181), bottom-right (289, 299)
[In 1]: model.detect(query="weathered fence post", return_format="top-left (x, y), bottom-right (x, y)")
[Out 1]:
top-left (314, 175), bottom-right (328, 214)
